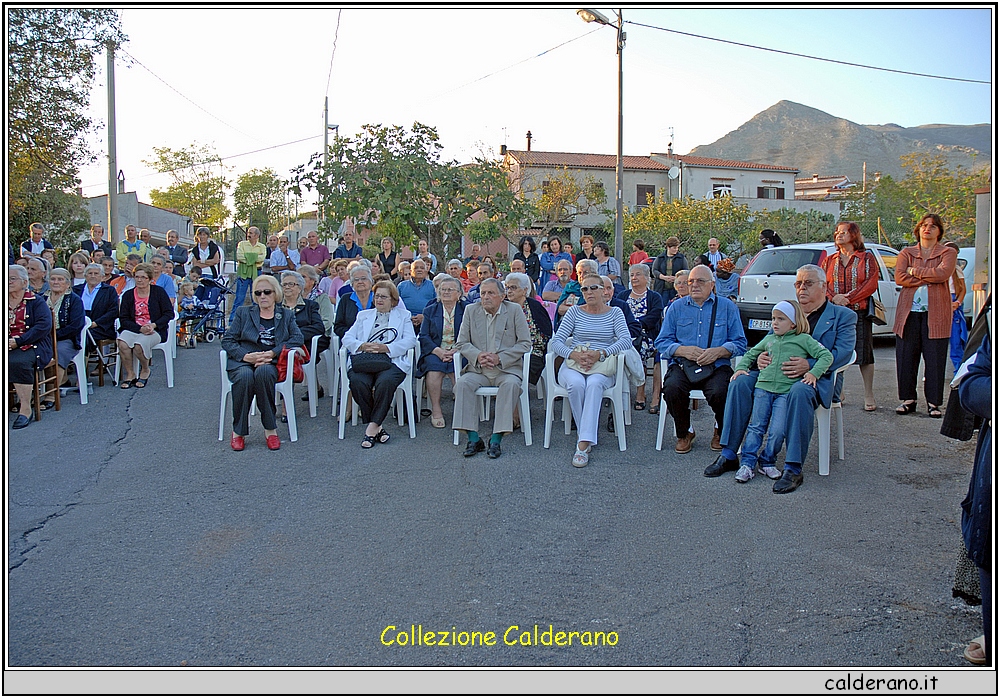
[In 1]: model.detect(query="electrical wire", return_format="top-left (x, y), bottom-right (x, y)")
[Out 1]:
top-left (119, 47), bottom-right (266, 142)
top-left (625, 20), bottom-right (990, 85)
top-left (325, 9), bottom-right (342, 98)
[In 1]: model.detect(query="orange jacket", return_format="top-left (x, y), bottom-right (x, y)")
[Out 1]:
top-left (893, 243), bottom-right (957, 339)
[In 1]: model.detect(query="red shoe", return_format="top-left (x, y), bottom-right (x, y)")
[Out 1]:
top-left (266, 434), bottom-right (281, 451)
top-left (230, 434), bottom-right (245, 451)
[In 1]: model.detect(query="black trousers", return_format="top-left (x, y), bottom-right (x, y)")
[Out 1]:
top-left (228, 363), bottom-right (279, 436)
top-left (662, 363), bottom-right (733, 438)
top-left (895, 311), bottom-right (949, 406)
top-left (349, 366), bottom-right (406, 427)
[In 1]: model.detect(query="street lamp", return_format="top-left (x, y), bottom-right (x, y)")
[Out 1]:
top-left (578, 8), bottom-right (625, 262)
top-left (321, 94), bottom-right (340, 239)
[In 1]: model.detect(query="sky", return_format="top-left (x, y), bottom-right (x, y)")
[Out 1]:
top-left (76, 6), bottom-right (995, 216)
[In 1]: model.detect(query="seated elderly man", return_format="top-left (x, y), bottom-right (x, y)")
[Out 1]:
top-left (452, 277), bottom-right (531, 459)
top-left (654, 264), bottom-right (747, 455)
top-left (704, 263), bottom-right (856, 493)
top-left (397, 258), bottom-right (436, 329)
top-left (541, 258), bottom-right (574, 302)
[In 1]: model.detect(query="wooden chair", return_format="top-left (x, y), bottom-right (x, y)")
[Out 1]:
top-left (31, 311), bottom-right (61, 420)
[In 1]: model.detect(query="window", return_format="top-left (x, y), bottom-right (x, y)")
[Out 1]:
top-left (636, 184), bottom-right (655, 208)
top-left (757, 186), bottom-right (785, 200)
top-left (712, 184), bottom-right (732, 198)
top-left (876, 249), bottom-right (897, 280)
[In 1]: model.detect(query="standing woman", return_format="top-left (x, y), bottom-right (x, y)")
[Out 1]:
top-left (222, 275), bottom-right (303, 451)
top-left (513, 235), bottom-right (540, 287)
top-left (8, 265), bottom-right (53, 429)
top-left (593, 241), bottom-right (622, 287)
top-left (893, 213), bottom-right (958, 417)
top-left (377, 237), bottom-right (399, 281)
top-left (822, 221), bottom-right (880, 411)
top-left (117, 263), bottom-right (174, 389)
top-left (576, 234), bottom-right (597, 264)
top-left (539, 235), bottom-right (572, 290)
top-left (944, 241), bottom-right (969, 372)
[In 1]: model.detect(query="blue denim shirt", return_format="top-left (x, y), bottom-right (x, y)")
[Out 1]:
top-left (654, 293), bottom-right (747, 367)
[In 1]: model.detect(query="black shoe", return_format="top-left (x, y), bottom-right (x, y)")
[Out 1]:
top-left (772, 470), bottom-right (804, 494)
top-left (463, 438), bottom-right (486, 457)
top-left (487, 441), bottom-right (502, 459)
top-left (704, 454), bottom-right (739, 478)
top-left (12, 414), bottom-right (31, 429)
top-left (301, 386), bottom-right (325, 401)
top-left (607, 412), bottom-right (615, 433)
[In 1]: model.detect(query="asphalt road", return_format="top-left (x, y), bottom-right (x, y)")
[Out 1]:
top-left (6, 337), bottom-right (986, 669)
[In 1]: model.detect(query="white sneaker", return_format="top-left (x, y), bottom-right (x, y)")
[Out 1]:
top-left (735, 465), bottom-right (755, 483)
top-left (758, 465), bottom-right (782, 480)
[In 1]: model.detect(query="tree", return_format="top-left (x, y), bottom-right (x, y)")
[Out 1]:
top-left (7, 9), bottom-right (126, 231)
top-left (145, 143), bottom-right (231, 229)
top-left (518, 167), bottom-right (606, 238)
top-left (623, 193), bottom-right (754, 257)
top-left (233, 168), bottom-right (286, 233)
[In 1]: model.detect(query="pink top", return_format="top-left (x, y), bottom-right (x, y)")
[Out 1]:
top-left (135, 295), bottom-right (151, 327)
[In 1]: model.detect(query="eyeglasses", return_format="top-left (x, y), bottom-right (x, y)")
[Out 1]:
top-left (439, 287), bottom-right (457, 292)
top-left (280, 282), bottom-right (298, 288)
top-left (793, 280), bottom-right (818, 289)
top-left (253, 289), bottom-right (274, 296)
top-left (373, 294), bottom-right (392, 301)
top-left (580, 284), bottom-right (603, 292)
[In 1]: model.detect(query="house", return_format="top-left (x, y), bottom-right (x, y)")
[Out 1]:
top-left (502, 147), bottom-right (840, 243)
top-left (795, 174), bottom-right (855, 201)
top-left (86, 192), bottom-right (194, 246)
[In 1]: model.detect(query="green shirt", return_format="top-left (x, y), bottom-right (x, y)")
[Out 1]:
top-left (735, 331), bottom-right (834, 395)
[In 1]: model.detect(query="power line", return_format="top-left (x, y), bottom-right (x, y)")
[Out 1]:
top-left (625, 20), bottom-right (990, 85)
top-left (325, 9), bottom-right (342, 98)
top-left (119, 47), bottom-right (266, 142)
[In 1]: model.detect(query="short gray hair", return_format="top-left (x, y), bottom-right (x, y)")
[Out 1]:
top-left (281, 271), bottom-right (305, 289)
top-left (9, 264), bottom-right (29, 283)
top-left (27, 256), bottom-right (49, 280)
top-left (49, 267), bottom-right (72, 282)
top-left (504, 272), bottom-right (531, 292)
top-left (435, 275), bottom-right (462, 299)
top-left (297, 264), bottom-right (320, 283)
top-left (150, 254), bottom-right (167, 266)
top-left (798, 264), bottom-right (826, 284)
top-left (576, 258), bottom-right (598, 276)
top-left (349, 265), bottom-right (372, 283)
top-left (85, 263), bottom-right (104, 276)
top-left (629, 263), bottom-right (650, 279)
top-left (479, 277), bottom-right (504, 296)
top-left (447, 258), bottom-right (463, 269)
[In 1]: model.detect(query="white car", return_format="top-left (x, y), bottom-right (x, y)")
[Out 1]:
top-left (735, 242), bottom-right (901, 341)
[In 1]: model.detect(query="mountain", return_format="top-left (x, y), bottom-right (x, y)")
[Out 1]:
top-left (687, 100), bottom-right (990, 181)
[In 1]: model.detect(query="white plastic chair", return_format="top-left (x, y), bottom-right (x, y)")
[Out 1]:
top-left (655, 355), bottom-right (740, 451)
top-left (302, 333), bottom-right (336, 418)
top-left (218, 347), bottom-right (303, 442)
top-left (337, 345), bottom-right (417, 440)
top-left (116, 316), bottom-right (177, 388)
top-left (328, 334), bottom-right (342, 417)
top-left (542, 351), bottom-right (627, 451)
top-left (451, 350), bottom-right (533, 446)
top-left (68, 318), bottom-right (92, 405)
top-left (815, 351), bottom-right (855, 475)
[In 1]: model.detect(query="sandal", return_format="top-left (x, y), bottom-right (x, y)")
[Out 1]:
top-left (633, 400), bottom-right (646, 411)
top-left (895, 401), bottom-right (917, 415)
top-left (649, 404), bottom-right (660, 415)
top-left (119, 379), bottom-right (134, 389)
top-left (572, 449), bottom-right (590, 468)
top-left (361, 433), bottom-right (377, 449)
top-left (133, 377), bottom-right (148, 389)
top-left (928, 404), bottom-right (943, 418)
top-left (964, 635), bottom-right (987, 665)
top-left (375, 428), bottom-right (390, 444)
top-left (864, 400), bottom-right (877, 412)
top-left (431, 416), bottom-right (446, 429)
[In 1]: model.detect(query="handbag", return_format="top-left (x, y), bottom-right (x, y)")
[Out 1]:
top-left (565, 343), bottom-right (617, 376)
top-left (276, 345), bottom-right (307, 383)
top-left (868, 294), bottom-right (887, 326)
top-left (674, 296), bottom-right (719, 384)
top-left (350, 323), bottom-right (399, 374)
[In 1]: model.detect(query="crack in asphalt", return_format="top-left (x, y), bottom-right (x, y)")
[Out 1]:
top-left (8, 391), bottom-right (137, 571)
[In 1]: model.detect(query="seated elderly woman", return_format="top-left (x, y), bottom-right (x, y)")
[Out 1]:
top-left (279, 269), bottom-right (329, 413)
top-left (617, 263), bottom-right (664, 413)
top-left (45, 268), bottom-right (86, 398)
top-left (549, 272), bottom-right (633, 468)
top-left (26, 256), bottom-right (49, 296)
top-left (504, 272), bottom-right (552, 387)
top-left (222, 274), bottom-right (304, 451)
top-left (8, 265), bottom-right (53, 429)
top-left (76, 263), bottom-right (119, 344)
top-left (334, 265), bottom-right (375, 341)
top-left (296, 264), bottom-right (334, 335)
top-left (117, 263), bottom-right (174, 389)
top-left (417, 275), bottom-right (467, 428)
top-left (342, 280), bottom-right (418, 447)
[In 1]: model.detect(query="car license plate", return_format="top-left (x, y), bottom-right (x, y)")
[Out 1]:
top-left (749, 318), bottom-right (771, 330)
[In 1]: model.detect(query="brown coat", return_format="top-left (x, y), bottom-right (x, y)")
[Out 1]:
top-left (893, 243), bottom-right (958, 339)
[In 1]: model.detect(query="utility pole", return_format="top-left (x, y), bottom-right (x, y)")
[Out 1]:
top-left (322, 96), bottom-right (329, 237)
top-left (106, 41), bottom-right (119, 245)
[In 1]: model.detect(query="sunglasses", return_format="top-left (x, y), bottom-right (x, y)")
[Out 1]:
top-left (253, 289), bottom-right (274, 296)
top-left (581, 284), bottom-right (603, 292)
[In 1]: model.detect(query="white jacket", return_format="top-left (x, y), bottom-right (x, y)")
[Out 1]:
top-left (342, 305), bottom-right (418, 374)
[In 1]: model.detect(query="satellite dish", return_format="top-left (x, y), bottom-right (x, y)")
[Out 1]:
top-left (668, 166), bottom-right (680, 180)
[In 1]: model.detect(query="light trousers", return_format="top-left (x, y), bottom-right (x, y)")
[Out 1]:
top-left (559, 364), bottom-right (615, 445)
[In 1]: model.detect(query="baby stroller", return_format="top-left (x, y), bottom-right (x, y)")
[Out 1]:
top-left (178, 277), bottom-right (232, 346)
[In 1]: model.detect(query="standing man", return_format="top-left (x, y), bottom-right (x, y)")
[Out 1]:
top-left (164, 230), bottom-right (189, 277)
top-left (138, 229), bottom-right (155, 262)
top-left (464, 244), bottom-right (482, 265)
top-left (397, 259), bottom-right (436, 330)
top-left (20, 223), bottom-right (54, 259)
top-left (452, 278), bottom-right (532, 460)
top-left (189, 227), bottom-right (222, 280)
top-left (655, 264), bottom-right (747, 454)
top-left (652, 236), bottom-right (688, 304)
top-left (333, 230), bottom-right (363, 261)
top-left (82, 224), bottom-right (114, 259)
top-left (231, 226), bottom-right (267, 321)
top-left (300, 230), bottom-right (332, 274)
top-left (269, 235), bottom-right (300, 273)
top-left (704, 264), bottom-right (856, 493)
top-left (705, 238), bottom-right (723, 270)
top-left (417, 239), bottom-right (438, 274)
top-left (115, 225), bottom-right (150, 270)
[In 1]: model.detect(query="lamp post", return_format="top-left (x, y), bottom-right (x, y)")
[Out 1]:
top-left (321, 95), bottom-right (340, 240)
top-left (578, 8), bottom-right (625, 262)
